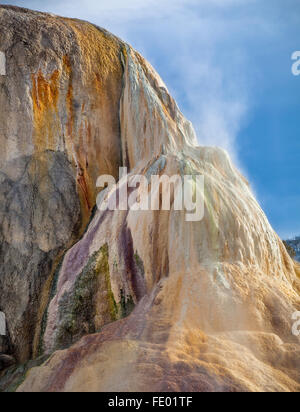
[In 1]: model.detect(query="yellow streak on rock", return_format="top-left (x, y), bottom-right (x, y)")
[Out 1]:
top-left (31, 69), bottom-right (61, 152)
top-left (64, 18), bottom-right (122, 81)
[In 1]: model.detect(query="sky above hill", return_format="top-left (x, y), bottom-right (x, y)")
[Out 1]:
top-left (4, 0), bottom-right (300, 239)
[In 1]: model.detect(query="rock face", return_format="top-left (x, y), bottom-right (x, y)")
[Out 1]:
top-left (0, 5), bottom-right (123, 362)
top-left (0, 6), bottom-right (299, 392)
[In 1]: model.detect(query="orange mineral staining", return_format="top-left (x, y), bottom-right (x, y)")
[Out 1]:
top-left (31, 69), bottom-right (61, 152)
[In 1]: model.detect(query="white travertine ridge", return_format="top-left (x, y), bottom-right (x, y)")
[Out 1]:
top-left (0, 52), bottom-right (6, 75)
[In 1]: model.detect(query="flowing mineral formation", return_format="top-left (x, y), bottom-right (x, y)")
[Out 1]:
top-left (0, 6), bottom-right (299, 392)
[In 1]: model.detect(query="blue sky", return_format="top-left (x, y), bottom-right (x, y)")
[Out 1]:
top-left (4, 0), bottom-right (300, 239)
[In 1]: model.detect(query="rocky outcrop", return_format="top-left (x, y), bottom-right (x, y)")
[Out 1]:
top-left (0, 6), bottom-right (299, 392)
top-left (0, 5), bottom-right (123, 362)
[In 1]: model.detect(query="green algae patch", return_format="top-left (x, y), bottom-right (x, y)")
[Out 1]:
top-left (134, 252), bottom-right (145, 278)
top-left (120, 289), bottom-right (135, 318)
top-left (98, 244), bottom-right (119, 322)
top-left (55, 244), bottom-right (123, 350)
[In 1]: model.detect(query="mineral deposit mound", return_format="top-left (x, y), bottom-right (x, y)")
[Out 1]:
top-left (0, 5), bottom-right (299, 392)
